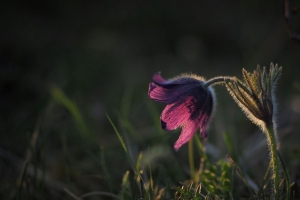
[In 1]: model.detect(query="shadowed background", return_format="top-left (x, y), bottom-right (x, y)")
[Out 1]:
top-left (1, 0), bottom-right (300, 199)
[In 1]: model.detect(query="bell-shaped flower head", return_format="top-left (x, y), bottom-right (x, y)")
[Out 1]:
top-left (148, 72), bottom-right (216, 151)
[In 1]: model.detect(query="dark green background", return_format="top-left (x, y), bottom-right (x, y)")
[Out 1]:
top-left (1, 0), bottom-right (300, 199)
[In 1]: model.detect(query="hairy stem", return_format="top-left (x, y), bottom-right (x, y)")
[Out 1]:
top-left (204, 76), bottom-right (235, 88)
top-left (264, 124), bottom-right (280, 199)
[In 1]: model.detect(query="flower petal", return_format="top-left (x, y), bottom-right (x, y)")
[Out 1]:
top-left (152, 72), bottom-right (166, 84)
top-left (148, 82), bottom-right (179, 103)
top-left (148, 73), bottom-right (181, 103)
top-left (198, 114), bottom-right (211, 138)
top-left (174, 119), bottom-right (199, 151)
top-left (173, 107), bottom-right (213, 151)
top-left (148, 79), bottom-right (203, 104)
top-left (160, 97), bottom-right (194, 131)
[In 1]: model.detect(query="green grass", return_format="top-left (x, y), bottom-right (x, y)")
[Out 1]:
top-left (3, 82), bottom-right (299, 200)
top-left (7, 68), bottom-right (294, 196)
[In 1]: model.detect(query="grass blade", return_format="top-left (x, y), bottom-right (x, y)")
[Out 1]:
top-left (106, 113), bottom-right (147, 196)
top-left (226, 155), bottom-right (254, 196)
top-left (50, 85), bottom-right (94, 141)
top-left (80, 191), bottom-right (120, 199)
top-left (188, 139), bottom-right (195, 180)
top-left (258, 160), bottom-right (271, 197)
top-left (64, 188), bottom-right (82, 200)
top-left (121, 171), bottom-right (132, 200)
top-left (17, 161), bottom-right (29, 200)
top-left (278, 151), bottom-right (290, 200)
top-left (100, 146), bottom-right (113, 192)
top-left (106, 114), bottom-right (133, 166)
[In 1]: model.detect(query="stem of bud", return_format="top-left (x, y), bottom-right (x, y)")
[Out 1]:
top-left (203, 76), bottom-right (235, 88)
top-left (263, 124), bottom-right (280, 200)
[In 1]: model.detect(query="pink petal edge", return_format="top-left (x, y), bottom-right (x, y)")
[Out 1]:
top-left (173, 119), bottom-right (199, 151)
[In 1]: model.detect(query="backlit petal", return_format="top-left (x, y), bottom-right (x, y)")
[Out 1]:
top-left (160, 96), bottom-right (196, 130)
top-left (149, 73), bottom-right (206, 103)
top-left (149, 83), bottom-right (191, 104)
top-left (152, 72), bottom-right (166, 84)
top-left (174, 119), bottom-right (199, 151)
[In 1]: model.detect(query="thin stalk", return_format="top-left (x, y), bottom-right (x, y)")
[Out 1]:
top-left (188, 139), bottom-right (195, 180)
top-left (203, 76), bottom-right (235, 88)
top-left (264, 124), bottom-right (280, 200)
top-left (226, 155), bottom-right (254, 196)
top-left (17, 161), bottom-right (29, 200)
top-left (194, 136), bottom-right (207, 184)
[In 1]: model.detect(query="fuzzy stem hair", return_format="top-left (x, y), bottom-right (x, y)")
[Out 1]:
top-left (263, 123), bottom-right (280, 200)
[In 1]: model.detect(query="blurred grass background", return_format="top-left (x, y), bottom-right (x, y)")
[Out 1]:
top-left (1, 0), bottom-right (300, 199)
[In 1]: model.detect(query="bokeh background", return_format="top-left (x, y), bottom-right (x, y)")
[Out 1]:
top-left (1, 0), bottom-right (300, 199)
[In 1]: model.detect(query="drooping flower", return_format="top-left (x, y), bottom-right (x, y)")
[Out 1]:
top-left (148, 72), bottom-right (216, 151)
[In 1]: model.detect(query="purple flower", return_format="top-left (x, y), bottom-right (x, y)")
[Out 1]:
top-left (148, 72), bottom-right (216, 151)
